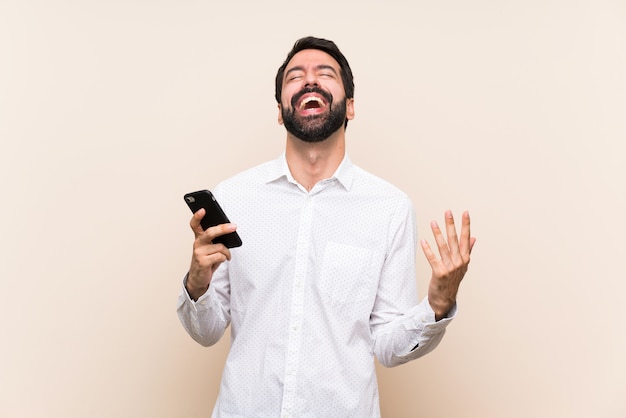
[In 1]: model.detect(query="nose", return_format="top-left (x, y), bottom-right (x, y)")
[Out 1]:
top-left (303, 70), bottom-right (319, 88)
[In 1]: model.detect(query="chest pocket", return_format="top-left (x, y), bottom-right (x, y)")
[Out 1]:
top-left (317, 241), bottom-right (375, 307)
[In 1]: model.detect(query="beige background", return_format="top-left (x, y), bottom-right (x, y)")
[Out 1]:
top-left (1, 0), bottom-right (625, 417)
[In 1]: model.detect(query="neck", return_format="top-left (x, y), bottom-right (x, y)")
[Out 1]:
top-left (285, 129), bottom-right (345, 191)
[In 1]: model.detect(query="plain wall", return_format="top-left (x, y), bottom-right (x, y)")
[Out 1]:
top-left (1, 1), bottom-right (625, 417)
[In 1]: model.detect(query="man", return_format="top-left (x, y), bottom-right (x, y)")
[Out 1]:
top-left (177, 36), bottom-right (476, 417)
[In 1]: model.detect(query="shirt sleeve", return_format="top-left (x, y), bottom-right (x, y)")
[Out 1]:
top-left (176, 266), bottom-right (231, 347)
top-left (369, 197), bottom-right (455, 367)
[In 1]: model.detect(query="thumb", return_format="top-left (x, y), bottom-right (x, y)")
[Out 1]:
top-left (190, 208), bottom-right (206, 236)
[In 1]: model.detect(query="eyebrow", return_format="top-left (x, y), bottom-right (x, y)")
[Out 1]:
top-left (285, 64), bottom-right (339, 79)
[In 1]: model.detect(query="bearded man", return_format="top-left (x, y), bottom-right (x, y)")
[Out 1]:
top-left (177, 36), bottom-right (476, 418)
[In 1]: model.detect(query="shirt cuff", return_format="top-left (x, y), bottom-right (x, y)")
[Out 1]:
top-left (180, 274), bottom-right (214, 310)
top-left (419, 297), bottom-right (457, 327)
top-left (406, 298), bottom-right (456, 352)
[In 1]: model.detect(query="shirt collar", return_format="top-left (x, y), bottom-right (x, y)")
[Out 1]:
top-left (265, 153), bottom-right (355, 191)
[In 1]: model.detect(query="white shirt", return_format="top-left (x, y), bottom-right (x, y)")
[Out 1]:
top-left (177, 154), bottom-right (455, 418)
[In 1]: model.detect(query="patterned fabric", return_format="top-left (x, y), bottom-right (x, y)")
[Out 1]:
top-left (177, 154), bottom-right (454, 418)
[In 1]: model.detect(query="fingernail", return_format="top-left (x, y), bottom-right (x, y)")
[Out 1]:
top-left (446, 210), bottom-right (453, 219)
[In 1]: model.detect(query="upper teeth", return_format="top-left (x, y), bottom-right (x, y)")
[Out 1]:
top-left (300, 96), bottom-right (324, 109)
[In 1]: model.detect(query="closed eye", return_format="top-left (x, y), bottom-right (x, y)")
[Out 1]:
top-left (285, 66), bottom-right (305, 82)
top-left (317, 64), bottom-right (338, 77)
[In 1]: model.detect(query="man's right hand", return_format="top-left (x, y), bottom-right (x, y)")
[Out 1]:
top-left (186, 208), bottom-right (237, 301)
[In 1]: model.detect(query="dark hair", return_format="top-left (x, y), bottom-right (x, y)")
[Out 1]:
top-left (274, 36), bottom-right (355, 104)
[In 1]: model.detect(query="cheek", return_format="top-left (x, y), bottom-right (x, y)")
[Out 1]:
top-left (281, 84), bottom-right (296, 104)
top-left (282, 91), bottom-right (296, 108)
top-left (332, 85), bottom-right (346, 99)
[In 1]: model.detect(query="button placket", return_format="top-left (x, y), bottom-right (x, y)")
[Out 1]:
top-left (280, 194), bottom-right (313, 416)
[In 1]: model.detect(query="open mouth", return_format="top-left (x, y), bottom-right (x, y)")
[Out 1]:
top-left (300, 96), bottom-right (325, 110)
top-left (295, 93), bottom-right (329, 116)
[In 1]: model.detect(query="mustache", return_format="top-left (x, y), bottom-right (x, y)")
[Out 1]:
top-left (290, 86), bottom-right (333, 109)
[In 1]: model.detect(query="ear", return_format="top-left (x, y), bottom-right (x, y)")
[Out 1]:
top-left (277, 103), bottom-right (284, 125)
top-left (345, 98), bottom-right (355, 121)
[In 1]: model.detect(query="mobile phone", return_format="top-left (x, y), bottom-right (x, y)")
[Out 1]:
top-left (183, 190), bottom-right (242, 248)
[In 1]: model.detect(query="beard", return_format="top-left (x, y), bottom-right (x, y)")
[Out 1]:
top-left (281, 87), bottom-right (347, 143)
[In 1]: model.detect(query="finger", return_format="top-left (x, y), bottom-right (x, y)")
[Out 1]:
top-left (205, 223), bottom-right (238, 242)
top-left (188, 248), bottom-right (231, 289)
top-left (193, 238), bottom-right (233, 264)
top-left (193, 246), bottom-right (230, 266)
top-left (194, 224), bottom-right (238, 249)
top-left (204, 247), bottom-right (232, 263)
top-left (431, 220), bottom-right (451, 265)
top-left (420, 239), bottom-right (440, 269)
top-left (190, 208), bottom-right (206, 236)
top-left (459, 211), bottom-right (471, 260)
top-left (444, 210), bottom-right (461, 260)
top-left (469, 237), bottom-right (477, 253)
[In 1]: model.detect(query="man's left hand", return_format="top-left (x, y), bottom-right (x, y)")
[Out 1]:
top-left (421, 210), bottom-right (476, 321)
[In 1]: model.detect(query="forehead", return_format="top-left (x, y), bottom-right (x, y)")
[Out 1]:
top-left (285, 49), bottom-right (341, 73)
